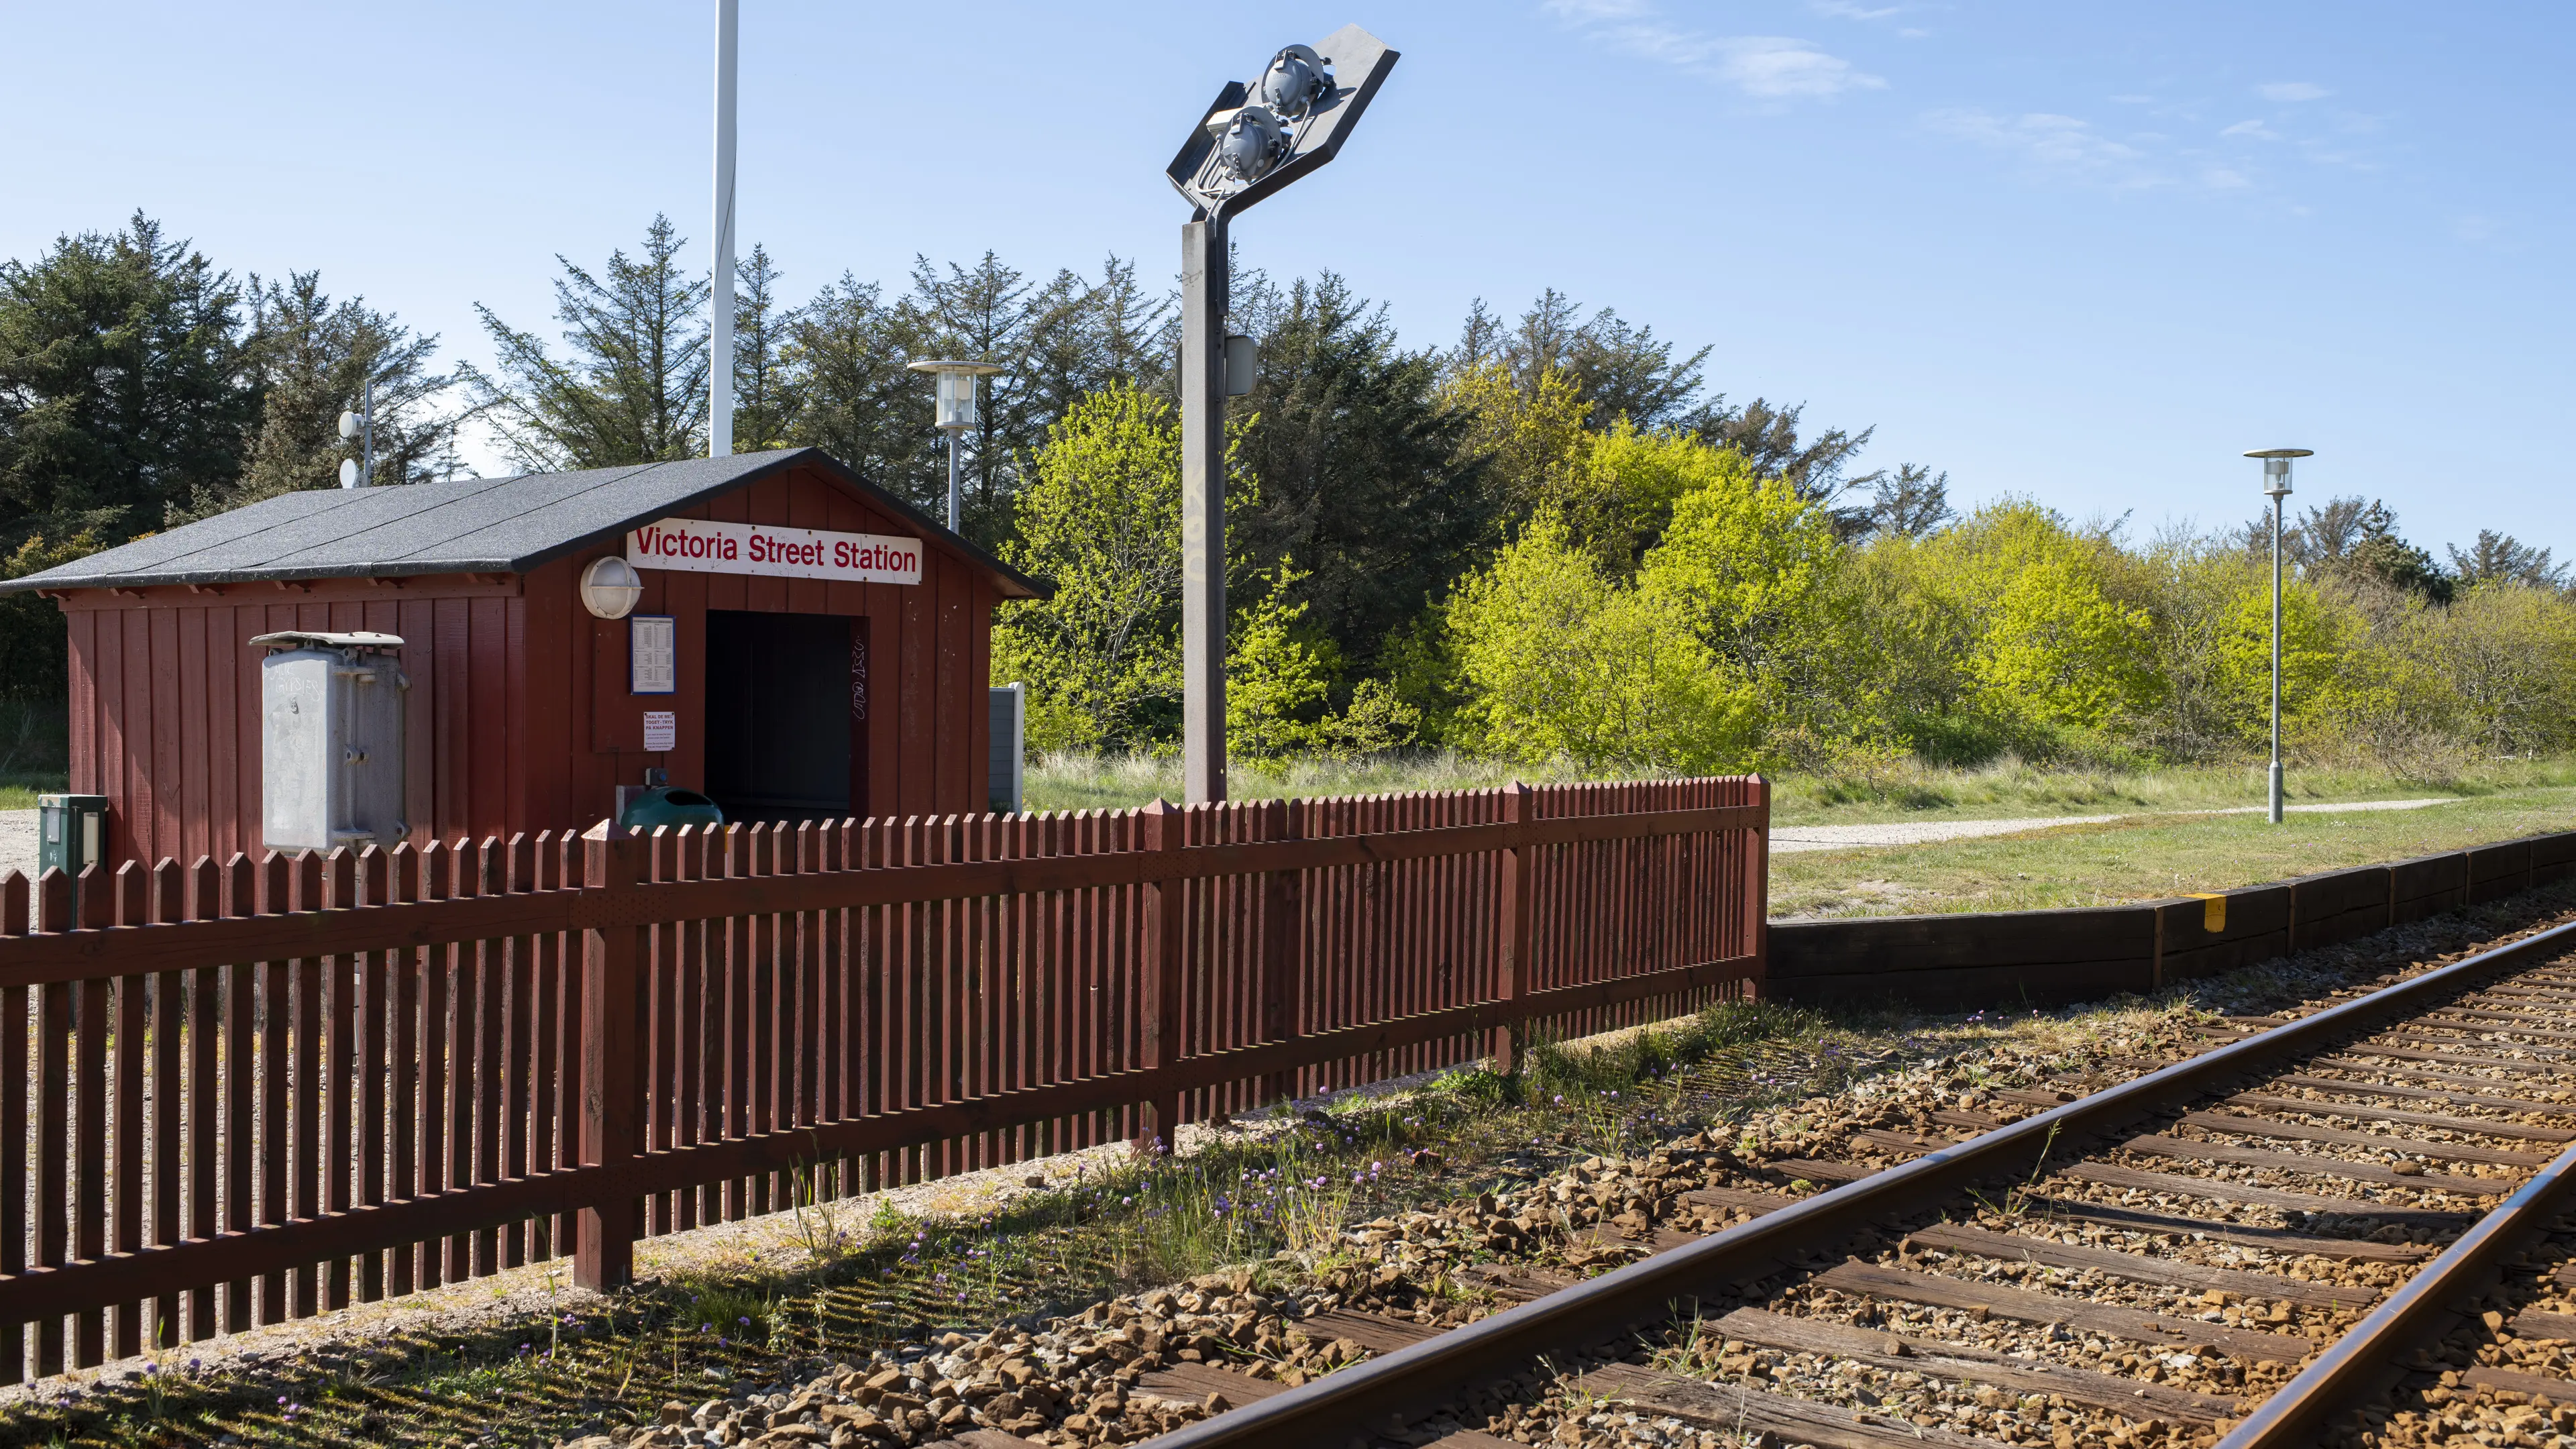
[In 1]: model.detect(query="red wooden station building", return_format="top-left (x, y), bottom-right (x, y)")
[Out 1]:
top-left (0, 448), bottom-right (1041, 867)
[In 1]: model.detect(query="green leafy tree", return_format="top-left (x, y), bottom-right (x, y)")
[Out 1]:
top-left (0, 213), bottom-right (259, 543)
top-left (989, 384), bottom-right (1191, 750)
top-left (1446, 515), bottom-right (1743, 771)
top-left (463, 214), bottom-right (709, 470)
top-left (1226, 564), bottom-right (1422, 760)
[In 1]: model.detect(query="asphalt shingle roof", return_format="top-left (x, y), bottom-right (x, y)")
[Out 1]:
top-left (0, 448), bottom-right (1041, 597)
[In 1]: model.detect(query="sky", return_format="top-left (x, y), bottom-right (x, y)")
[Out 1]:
top-left (5, 1), bottom-right (2571, 560)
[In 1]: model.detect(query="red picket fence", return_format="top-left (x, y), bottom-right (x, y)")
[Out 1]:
top-left (0, 776), bottom-right (1767, 1380)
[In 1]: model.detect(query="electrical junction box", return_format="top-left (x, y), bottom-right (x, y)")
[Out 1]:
top-left (252, 631), bottom-right (409, 853)
top-left (36, 794), bottom-right (106, 879)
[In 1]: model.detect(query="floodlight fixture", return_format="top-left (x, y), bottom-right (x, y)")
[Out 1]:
top-left (907, 360), bottom-right (1010, 531)
top-left (1256, 45), bottom-right (1332, 119)
top-left (1208, 104), bottom-right (1290, 184)
top-left (1164, 26), bottom-right (1398, 806)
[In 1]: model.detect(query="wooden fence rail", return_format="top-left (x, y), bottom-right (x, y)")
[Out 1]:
top-left (0, 775), bottom-right (1768, 1381)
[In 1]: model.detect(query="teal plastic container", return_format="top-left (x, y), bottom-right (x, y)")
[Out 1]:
top-left (617, 787), bottom-right (725, 833)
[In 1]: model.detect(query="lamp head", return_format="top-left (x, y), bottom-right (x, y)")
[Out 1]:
top-left (907, 360), bottom-right (1008, 432)
top-left (1255, 44), bottom-right (1332, 119)
top-left (1206, 104), bottom-right (1290, 184)
top-left (2245, 447), bottom-right (2310, 499)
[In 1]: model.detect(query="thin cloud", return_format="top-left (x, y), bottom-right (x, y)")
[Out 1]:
top-left (1548, 3), bottom-right (1885, 100)
top-left (2220, 119), bottom-right (2279, 140)
top-left (2257, 81), bottom-right (2331, 102)
top-left (1925, 108), bottom-right (2163, 187)
top-left (1807, 0), bottom-right (1900, 18)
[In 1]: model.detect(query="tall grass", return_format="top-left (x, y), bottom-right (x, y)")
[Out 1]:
top-left (1022, 745), bottom-right (2576, 826)
top-left (1021, 749), bottom-right (1629, 814)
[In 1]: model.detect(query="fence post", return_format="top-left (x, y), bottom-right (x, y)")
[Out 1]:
top-left (577, 822), bottom-right (645, 1291)
top-left (1138, 799), bottom-right (1185, 1155)
top-left (1492, 782), bottom-right (1534, 1075)
top-left (1743, 775), bottom-right (1771, 998)
top-left (1258, 798), bottom-right (1301, 1106)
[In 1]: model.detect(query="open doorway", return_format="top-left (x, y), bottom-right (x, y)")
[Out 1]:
top-left (702, 610), bottom-right (866, 824)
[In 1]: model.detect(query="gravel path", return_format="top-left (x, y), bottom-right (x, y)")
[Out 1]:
top-left (0, 808), bottom-right (35, 878)
top-left (1770, 796), bottom-right (2460, 855)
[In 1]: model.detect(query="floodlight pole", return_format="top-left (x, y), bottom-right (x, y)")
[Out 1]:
top-left (1166, 26), bottom-right (1397, 804)
top-left (1180, 214), bottom-right (1230, 806)
top-left (709, 0), bottom-right (739, 458)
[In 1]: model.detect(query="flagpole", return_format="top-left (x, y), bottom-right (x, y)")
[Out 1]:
top-left (710, 0), bottom-right (739, 457)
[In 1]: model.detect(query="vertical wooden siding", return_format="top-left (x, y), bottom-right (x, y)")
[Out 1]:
top-left (58, 462), bottom-right (1002, 867)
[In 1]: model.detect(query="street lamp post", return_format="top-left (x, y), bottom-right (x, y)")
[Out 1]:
top-left (1164, 27), bottom-right (1399, 804)
top-left (907, 361), bottom-right (1006, 533)
top-left (2246, 448), bottom-right (2312, 824)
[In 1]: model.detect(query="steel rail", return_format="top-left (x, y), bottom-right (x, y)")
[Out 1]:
top-left (1145, 918), bottom-right (2576, 1449)
top-left (2216, 1128), bottom-right (2576, 1445)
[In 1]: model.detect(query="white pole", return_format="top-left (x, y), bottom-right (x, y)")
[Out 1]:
top-left (2269, 469), bottom-right (2286, 824)
top-left (360, 375), bottom-right (374, 488)
top-left (946, 430), bottom-right (962, 532)
top-left (709, 0), bottom-right (739, 458)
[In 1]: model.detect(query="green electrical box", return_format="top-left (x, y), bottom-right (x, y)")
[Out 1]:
top-left (38, 794), bottom-right (107, 880)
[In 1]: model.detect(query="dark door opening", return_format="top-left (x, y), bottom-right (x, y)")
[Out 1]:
top-left (703, 610), bottom-right (863, 823)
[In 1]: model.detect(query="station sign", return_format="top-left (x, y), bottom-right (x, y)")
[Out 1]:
top-left (626, 517), bottom-right (922, 586)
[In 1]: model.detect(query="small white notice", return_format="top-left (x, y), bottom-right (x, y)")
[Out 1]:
top-left (631, 614), bottom-right (676, 694)
top-left (643, 711), bottom-right (676, 753)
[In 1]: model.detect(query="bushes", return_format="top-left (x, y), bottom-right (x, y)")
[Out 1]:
top-left (1436, 470), bottom-right (2576, 775)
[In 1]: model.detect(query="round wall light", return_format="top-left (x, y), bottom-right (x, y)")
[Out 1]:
top-left (581, 555), bottom-right (645, 619)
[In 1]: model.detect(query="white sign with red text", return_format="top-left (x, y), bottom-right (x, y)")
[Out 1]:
top-left (625, 517), bottom-right (922, 585)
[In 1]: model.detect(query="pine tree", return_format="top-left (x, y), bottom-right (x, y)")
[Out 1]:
top-left (1865, 464), bottom-right (1955, 539)
top-left (786, 276), bottom-right (941, 507)
top-left (187, 271), bottom-right (454, 517)
top-left (462, 215), bottom-right (709, 470)
top-left (1232, 274), bottom-right (1483, 676)
top-left (729, 246), bottom-right (801, 452)
top-left (0, 213), bottom-right (260, 543)
top-left (2449, 529), bottom-right (2566, 590)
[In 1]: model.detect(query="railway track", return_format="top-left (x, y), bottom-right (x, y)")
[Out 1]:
top-left (1059, 916), bottom-right (2576, 1449)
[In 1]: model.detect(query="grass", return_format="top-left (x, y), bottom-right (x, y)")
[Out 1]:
top-left (1772, 781), bottom-right (2576, 918)
top-left (1022, 748), bottom-right (2576, 826)
top-left (1026, 749), bottom-right (2576, 919)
